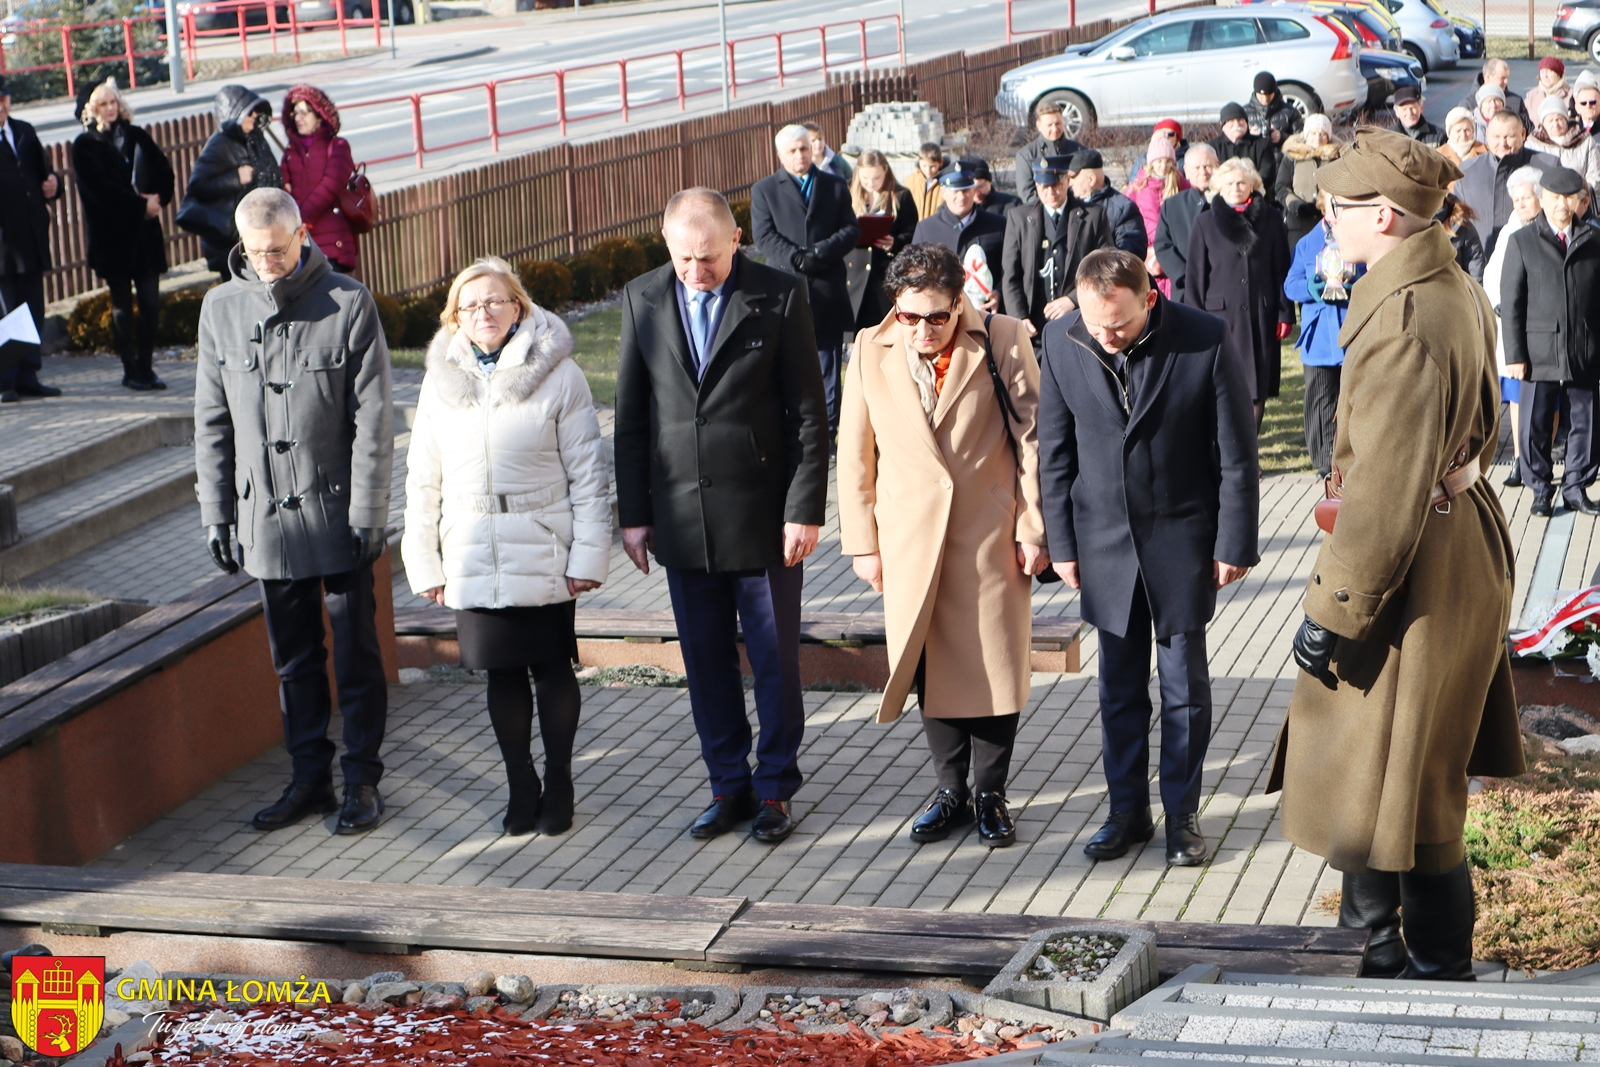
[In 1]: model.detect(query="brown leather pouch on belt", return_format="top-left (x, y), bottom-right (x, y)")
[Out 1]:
top-left (1313, 491), bottom-right (1340, 534)
top-left (1313, 442), bottom-right (1473, 535)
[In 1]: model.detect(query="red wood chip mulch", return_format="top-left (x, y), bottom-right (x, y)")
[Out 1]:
top-left (105, 1002), bottom-right (1044, 1065)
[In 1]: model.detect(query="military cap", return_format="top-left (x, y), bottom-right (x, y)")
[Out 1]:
top-left (1031, 163), bottom-right (1063, 187)
top-left (939, 169), bottom-right (977, 190)
top-left (1317, 125), bottom-right (1461, 218)
top-left (1220, 102), bottom-right (1247, 124)
top-left (958, 156), bottom-right (992, 180)
top-left (1043, 154), bottom-right (1076, 171)
top-left (1071, 149), bottom-right (1103, 171)
top-left (1392, 85), bottom-right (1421, 105)
top-left (1542, 165), bottom-right (1587, 196)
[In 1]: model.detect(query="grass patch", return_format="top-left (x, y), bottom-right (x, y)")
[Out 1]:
top-left (0, 585), bottom-right (98, 620)
top-left (389, 307), bottom-right (622, 405)
top-left (1470, 733), bottom-right (1600, 971)
top-left (1261, 338), bottom-right (1314, 475)
top-left (1486, 35), bottom-right (1573, 61)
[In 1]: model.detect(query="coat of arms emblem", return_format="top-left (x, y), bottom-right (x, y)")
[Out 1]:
top-left (10, 956), bottom-right (104, 1056)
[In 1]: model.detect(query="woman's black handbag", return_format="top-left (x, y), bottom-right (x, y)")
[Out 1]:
top-left (981, 314), bottom-right (1062, 585)
top-left (176, 193), bottom-right (236, 248)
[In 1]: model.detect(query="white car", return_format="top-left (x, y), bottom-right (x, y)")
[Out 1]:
top-left (1379, 0), bottom-right (1460, 70)
top-left (994, 6), bottom-right (1369, 136)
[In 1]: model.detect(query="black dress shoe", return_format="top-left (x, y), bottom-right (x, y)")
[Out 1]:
top-left (335, 784), bottom-right (384, 834)
top-left (0, 390), bottom-right (18, 403)
top-left (976, 791), bottom-right (1016, 847)
top-left (910, 787), bottom-right (974, 843)
top-left (751, 799), bottom-right (796, 844)
top-left (148, 375), bottom-right (167, 390)
top-left (15, 381), bottom-right (60, 398)
top-left (1083, 807), bottom-right (1155, 860)
top-left (1565, 491), bottom-right (1600, 516)
top-left (689, 787), bottom-right (756, 840)
top-left (1503, 468), bottom-right (1524, 488)
top-left (252, 779), bottom-right (337, 831)
top-left (1532, 494), bottom-right (1555, 518)
top-left (121, 375), bottom-right (157, 392)
top-left (1165, 812), bottom-right (1209, 866)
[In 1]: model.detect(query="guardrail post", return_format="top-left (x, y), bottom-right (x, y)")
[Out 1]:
top-left (776, 34), bottom-right (784, 88)
top-left (337, 0), bottom-right (348, 56)
top-left (123, 18), bottom-right (137, 87)
top-left (237, 7), bottom-right (250, 72)
top-left (675, 49), bottom-right (685, 108)
top-left (897, 14), bottom-right (904, 64)
top-left (486, 82), bottom-right (499, 151)
top-left (267, 1), bottom-right (279, 55)
top-left (619, 59), bottom-right (628, 122)
top-left (184, 11), bottom-right (196, 81)
top-left (289, 1), bottom-right (300, 63)
top-left (556, 69), bottom-right (567, 136)
top-left (727, 41), bottom-right (737, 98)
top-left (1006, 0), bottom-right (1013, 43)
top-left (1147, 0), bottom-right (1155, 13)
top-left (1070, 0), bottom-right (1076, 27)
top-left (376, 0), bottom-right (384, 49)
top-left (859, 19), bottom-right (867, 72)
top-left (819, 26), bottom-right (827, 76)
top-left (60, 27), bottom-right (75, 99)
top-left (410, 92), bottom-right (424, 168)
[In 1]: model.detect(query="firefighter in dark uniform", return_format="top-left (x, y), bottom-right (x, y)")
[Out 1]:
top-left (1000, 155), bottom-right (1111, 336)
top-left (912, 169), bottom-right (1007, 312)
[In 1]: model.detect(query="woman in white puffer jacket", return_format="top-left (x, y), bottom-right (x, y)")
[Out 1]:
top-left (402, 255), bottom-right (610, 838)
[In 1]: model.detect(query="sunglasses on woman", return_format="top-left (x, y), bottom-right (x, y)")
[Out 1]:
top-left (894, 306), bottom-right (956, 326)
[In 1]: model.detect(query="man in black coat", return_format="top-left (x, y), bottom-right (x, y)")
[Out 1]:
top-left (1458, 57), bottom-right (1532, 131)
top-left (0, 79), bottom-right (61, 402)
top-left (749, 125), bottom-right (858, 433)
top-left (1071, 149), bottom-right (1147, 256)
top-left (1001, 155), bottom-right (1110, 335)
top-left (1393, 87), bottom-right (1445, 147)
top-left (1016, 102), bottom-right (1086, 206)
top-left (1456, 111), bottom-right (1555, 257)
top-left (1502, 166), bottom-right (1600, 515)
top-left (1154, 144), bottom-right (1217, 304)
top-left (616, 188), bottom-right (830, 846)
top-left (913, 170), bottom-right (1006, 312)
top-left (1209, 102), bottom-right (1279, 199)
top-left (1037, 249), bottom-right (1259, 867)
top-left (965, 157), bottom-right (1020, 216)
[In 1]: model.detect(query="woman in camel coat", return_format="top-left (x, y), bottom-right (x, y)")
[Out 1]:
top-left (837, 242), bottom-right (1049, 850)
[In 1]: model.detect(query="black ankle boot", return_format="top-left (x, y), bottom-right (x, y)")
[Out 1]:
top-left (1340, 870), bottom-right (1406, 978)
top-left (540, 765), bottom-right (574, 835)
top-left (503, 758), bottom-right (542, 835)
top-left (1398, 860), bottom-right (1478, 981)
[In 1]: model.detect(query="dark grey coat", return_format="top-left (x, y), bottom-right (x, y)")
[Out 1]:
top-left (183, 85), bottom-right (284, 274)
top-left (1083, 183), bottom-right (1148, 256)
top-left (749, 166), bottom-right (859, 344)
top-left (1000, 196), bottom-right (1110, 331)
top-left (613, 258), bottom-right (830, 573)
top-left (0, 117), bottom-right (59, 276)
top-left (1183, 194), bottom-right (1294, 401)
top-left (1455, 149), bottom-right (1554, 258)
top-left (1503, 218), bottom-right (1600, 385)
top-left (194, 241), bottom-right (394, 580)
top-left (1154, 187), bottom-right (1209, 304)
top-left (1015, 134), bottom-right (1087, 205)
top-left (1036, 295), bottom-right (1260, 639)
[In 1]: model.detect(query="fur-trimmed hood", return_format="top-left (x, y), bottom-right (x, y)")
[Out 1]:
top-left (423, 312), bottom-right (574, 410)
top-left (1282, 133), bottom-right (1342, 162)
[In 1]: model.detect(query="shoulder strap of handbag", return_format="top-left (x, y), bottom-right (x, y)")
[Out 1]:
top-left (983, 313), bottom-right (1022, 467)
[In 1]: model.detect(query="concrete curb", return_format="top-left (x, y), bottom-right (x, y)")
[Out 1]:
top-left (948, 988), bottom-right (1103, 1040)
top-left (3, 414), bottom-right (192, 503)
top-left (983, 924), bottom-right (1157, 1023)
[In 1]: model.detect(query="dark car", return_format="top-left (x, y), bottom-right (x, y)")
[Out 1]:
top-left (1360, 48), bottom-right (1424, 111)
top-left (1556, 0), bottom-right (1600, 63)
top-left (1454, 19), bottom-right (1484, 58)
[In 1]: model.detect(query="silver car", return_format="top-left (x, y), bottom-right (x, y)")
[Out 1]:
top-left (994, 6), bottom-right (1368, 136)
top-left (1379, 0), bottom-right (1460, 71)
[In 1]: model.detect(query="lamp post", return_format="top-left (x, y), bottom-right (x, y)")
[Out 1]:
top-left (166, 0), bottom-right (185, 93)
top-left (719, 0), bottom-right (729, 110)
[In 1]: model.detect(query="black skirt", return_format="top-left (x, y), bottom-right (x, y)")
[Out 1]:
top-left (455, 600), bottom-right (578, 671)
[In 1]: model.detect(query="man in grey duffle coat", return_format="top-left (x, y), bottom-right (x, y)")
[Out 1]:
top-left (194, 187), bottom-right (394, 836)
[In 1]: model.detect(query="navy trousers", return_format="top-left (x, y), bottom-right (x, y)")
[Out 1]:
top-left (1520, 380), bottom-right (1597, 496)
top-left (1096, 578), bottom-right (1211, 816)
top-left (666, 562), bottom-right (805, 802)
top-left (258, 564), bottom-right (388, 787)
top-left (818, 343), bottom-right (842, 433)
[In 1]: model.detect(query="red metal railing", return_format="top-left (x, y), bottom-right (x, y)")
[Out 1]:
top-left (339, 14), bottom-right (902, 169)
top-left (181, 0), bottom-right (383, 79)
top-left (0, 13), bottom-right (168, 98)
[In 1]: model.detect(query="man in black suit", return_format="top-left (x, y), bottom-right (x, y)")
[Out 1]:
top-left (1456, 111), bottom-right (1554, 258)
top-left (913, 170), bottom-right (1006, 312)
top-left (1001, 155), bottom-right (1110, 336)
top-left (1209, 103), bottom-right (1278, 199)
top-left (750, 125), bottom-right (858, 432)
top-left (1153, 144), bottom-right (1217, 304)
top-left (1037, 249), bottom-right (1259, 867)
top-left (0, 79), bottom-right (61, 402)
top-left (615, 187), bottom-right (830, 846)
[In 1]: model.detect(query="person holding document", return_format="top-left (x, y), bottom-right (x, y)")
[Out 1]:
top-left (846, 150), bottom-right (918, 334)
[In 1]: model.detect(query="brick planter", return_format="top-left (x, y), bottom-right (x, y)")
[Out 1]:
top-left (947, 989), bottom-right (1100, 1040)
top-left (526, 984), bottom-right (740, 1029)
top-left (982, 924), bottom-right (1157, 1022)
top-left (724, 985), bottom-right (952, 1034)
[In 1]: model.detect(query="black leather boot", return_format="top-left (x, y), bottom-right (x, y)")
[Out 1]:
top-left (1340, 870), bottom-right (1406, 978)
top-left (540, 764), bottom-right (574, 836)
top-left (1398, 860), bottom-right (1478, 981)
top-left (503, 758), bottom-right (542, 836)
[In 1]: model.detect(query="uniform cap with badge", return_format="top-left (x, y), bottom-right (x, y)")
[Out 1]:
top-left (1030, 153), bottom-right (1076, 187)
top-left (1316, 125), bottom-right (1462, 219)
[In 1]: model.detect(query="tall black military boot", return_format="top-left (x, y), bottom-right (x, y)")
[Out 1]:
top-left (1398, 860), bottom-right (1478, 981)
top-left (1340, 870), bottom-right (1406, 978)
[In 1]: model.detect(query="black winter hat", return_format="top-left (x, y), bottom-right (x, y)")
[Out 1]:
top-left (1543, 166), bottom-right (1587, 196)
top-left (1220, 102), bottom-right (1248, 124)
top-left (1070, 149), bottom-right (1103, 171)
top-left (1253, 71), bottom-right (1278, 94)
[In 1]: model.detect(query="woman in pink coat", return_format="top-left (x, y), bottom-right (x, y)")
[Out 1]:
top-left (1124, 132), bottom-right (1188, 297)
top-left (281, 84), bottom-right (358, 273)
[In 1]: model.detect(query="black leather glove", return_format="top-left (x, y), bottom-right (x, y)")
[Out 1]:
top-left (1292, 615), bottom-right (1338, 676)
top-left (353, 527), bottom-right (386, 570)
top-left (207, 524), bottom-right (240, 575)
top-left (791, 248), bottom-right (822, 275)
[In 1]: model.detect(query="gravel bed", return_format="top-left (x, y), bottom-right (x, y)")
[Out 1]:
top-left (1018, 933), bottom-right (1126, 982)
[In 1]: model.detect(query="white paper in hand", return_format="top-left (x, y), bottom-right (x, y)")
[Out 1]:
top-left (962, 244), bottom-right (993, 309)
top-left (0, 304), bottom-right (40, 347)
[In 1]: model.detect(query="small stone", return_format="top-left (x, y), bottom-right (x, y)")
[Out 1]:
top-left (890, 988), bottom-right (928, 1011)
top-left (804, 996), bottom-right (823, 1007)
top-left (403, 989), bottom-right (425, 1006)
top-left (998, 1025), bottom-right (1024, 1040)
top-left (342, 982), bottom-right (366, 1004)
top-left (1559, 734), bottom-right (1600, 755)
top-left (361, 970), bottom-right (406, 988)
top-left (758, 1009), bottom-right (773, 1019)
top-left (421, 991), bottom-right (464, 1011)
top-left (0, 1037), bottom-right (21, 1062)
top-left (102, 1007), bottom-right (131, 1030)
top-left (463, 971), bottom-right (495, 997)
top-left (981, 1019), bottom-right (1000, 1034)
top-left (956, 1017), bottom-right (978, 1034)
top-left (854, 996), bottom-right (887, 1015)
top-left (465, 995), bottom-right (499, 1014)
top-left (313, 1031), bottom-right (347, 1046)
top-left (367, 981), bottom-right (420, 1005)
top-left (126, 1053), bottom-right (153, 1065)
top-left (495, 974), bottom-right (536, 1003)
top-left (973, 1030), bottom-right (1000, 1046)
top-left (109, 960), bottom-right (167, 1013)
top-left (867, 1009), bottom-right (890, 1026)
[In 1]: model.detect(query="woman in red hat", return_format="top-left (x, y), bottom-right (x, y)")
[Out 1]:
top-left (1525, 57), bottom-right (1572, 124)
top-left (281, 85), bottom-right (359, 274)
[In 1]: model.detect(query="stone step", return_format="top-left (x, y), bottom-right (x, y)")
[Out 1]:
top-left (0, 445), bottom-right (196, 582)
top-left (0, 413), bottom-right (191, 503)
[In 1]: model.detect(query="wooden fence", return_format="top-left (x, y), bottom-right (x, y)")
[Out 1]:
top-left (38, 4), bottom-right (1208, 303)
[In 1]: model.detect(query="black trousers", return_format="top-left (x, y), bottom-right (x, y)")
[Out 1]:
top-left (0, 271), bottom-right (45, 389)
top-left (1520, 380), bottom-right (1598, 495)
top-left (258, 565), bottom-right (388, 787)
top-left (1096, 578), bottom-right (1211, 815)
top-left (1303, 364), bottom-right (1341, 478)
top-left (921, 712), bottom-right (1019, 795)
top-left (105, 272), bottom-right (161, 381)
